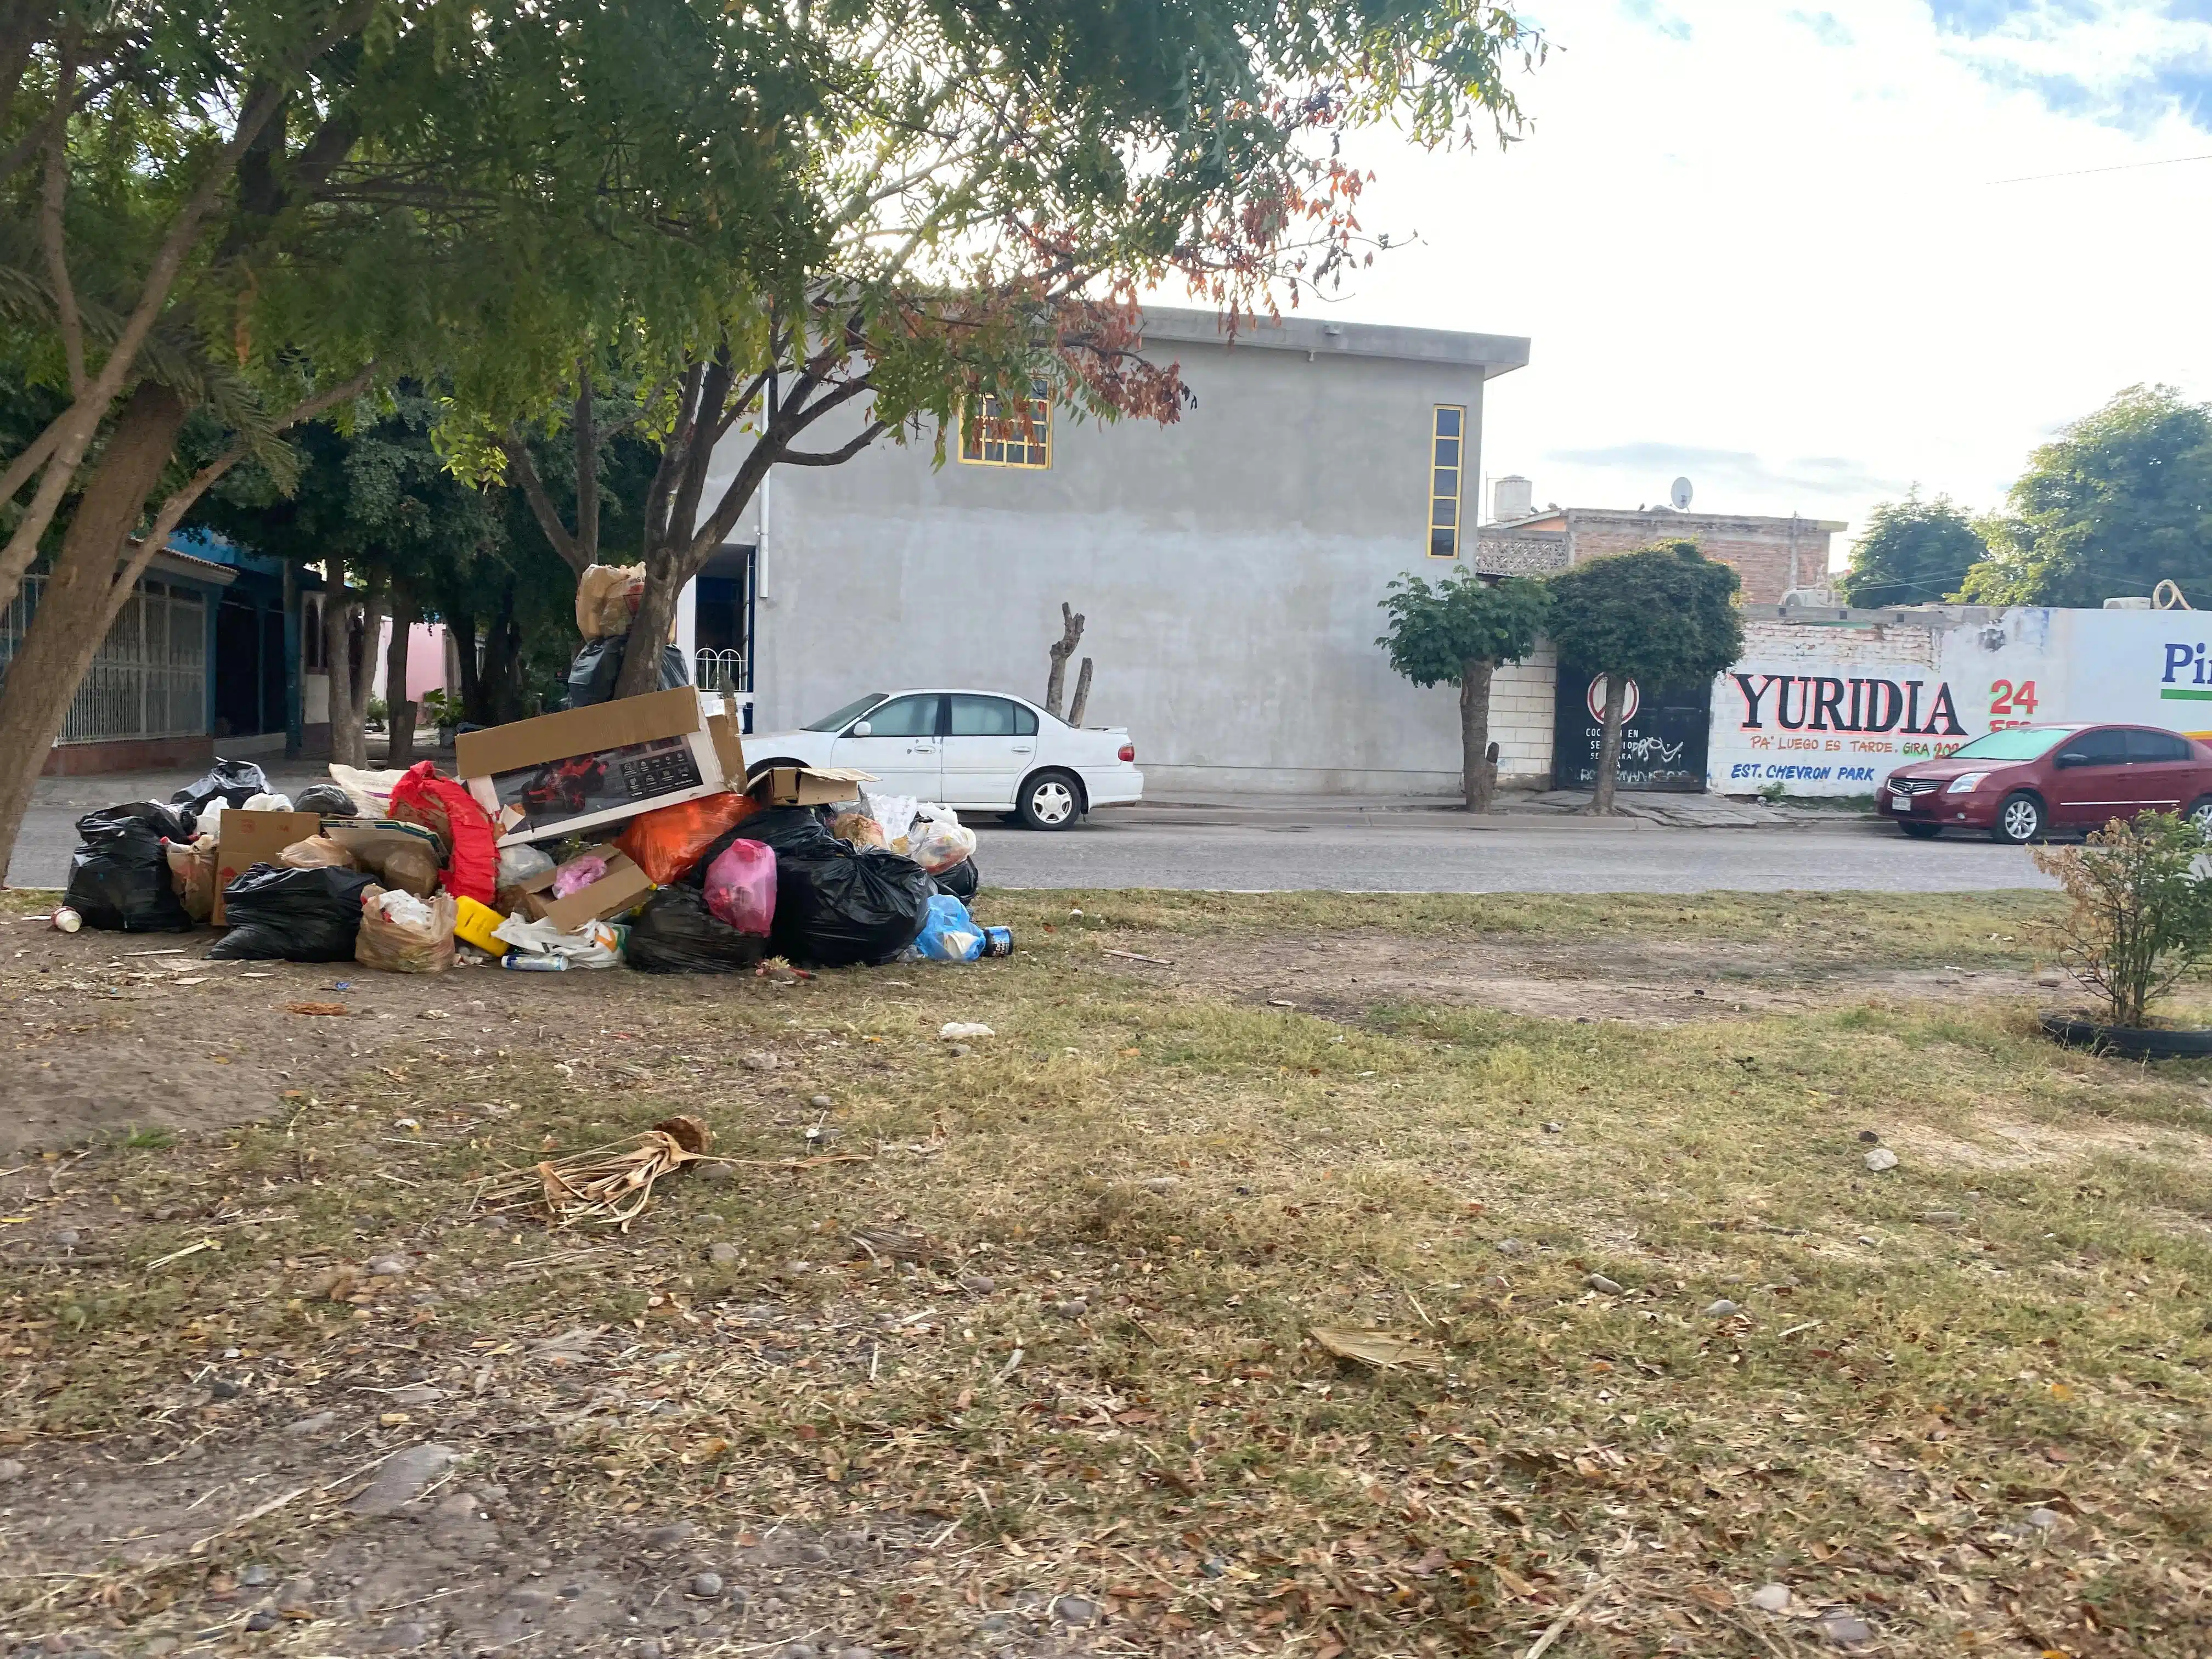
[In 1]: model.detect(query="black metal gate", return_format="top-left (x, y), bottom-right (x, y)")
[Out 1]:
top-left (1551, 666), bottom-right (1712, 792)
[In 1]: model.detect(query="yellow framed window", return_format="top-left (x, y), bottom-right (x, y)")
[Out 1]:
top-left (960, 379), bottom-right (1051, 467)
top-left (1429, 404), bottom-right (1464, 558)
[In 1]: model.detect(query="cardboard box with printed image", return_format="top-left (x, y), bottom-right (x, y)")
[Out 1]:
top-left (456, 689), bottom-right (748, 847)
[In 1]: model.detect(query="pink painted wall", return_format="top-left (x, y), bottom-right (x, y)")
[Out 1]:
top-left (370, 619), bottom-right (449, 702)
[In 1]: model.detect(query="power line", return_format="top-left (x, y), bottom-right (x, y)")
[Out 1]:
top-left (1987, 151), bottom-right (2212, 186)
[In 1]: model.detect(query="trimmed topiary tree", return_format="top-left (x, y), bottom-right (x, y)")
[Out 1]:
top-left (1545, 540), bottom-right (1744, 814)
top-left (1378, 569), bottom-right (1551, 811)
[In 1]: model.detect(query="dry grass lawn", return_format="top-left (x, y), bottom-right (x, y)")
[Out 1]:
top-left (2, 888), bottom-right (2209, 1659)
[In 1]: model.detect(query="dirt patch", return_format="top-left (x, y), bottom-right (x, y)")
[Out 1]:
top-left (0, 922), bottom-right (830, 1158)
top-left (1, 1340), bottom-right (1097, 1658)
top-left (1887, 1114), bottom-right (2212, 1173)
top-left (1092, 929), bottom-right (2060, 1025)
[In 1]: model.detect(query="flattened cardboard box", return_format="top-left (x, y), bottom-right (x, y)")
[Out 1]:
top-left (212, 810), bottom-right (322, 925)
top-left (754, 765), bottom-right (876, 808)
top-left (456, 688), bottom-right (733, 847)
top-left (514, 843), bottom-right (655, 932)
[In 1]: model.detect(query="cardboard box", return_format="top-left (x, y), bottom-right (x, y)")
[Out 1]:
top-left (318, 818), bottom-right (444, 873)
top-left (212, 810), bottom-right (322, 924)
top-left (513, 843), bottom-right (656, 932)
top-left (754, 765), bottom-right (877, 808)
top-left (456, 689), bottom-right (735, 847)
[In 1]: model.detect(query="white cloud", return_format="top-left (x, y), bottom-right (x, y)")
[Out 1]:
top-left (1197, 0), bottom-right (2212, 564)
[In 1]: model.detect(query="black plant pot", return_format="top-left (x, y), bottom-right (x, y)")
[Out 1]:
top-left (2039, 1013), bottom-right (2212, 1060)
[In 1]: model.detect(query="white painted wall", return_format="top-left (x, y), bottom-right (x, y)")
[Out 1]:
top-left (704, 311), bottom-right (1530, 795)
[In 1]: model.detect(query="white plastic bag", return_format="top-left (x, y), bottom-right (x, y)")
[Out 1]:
top-left (328, 764), bottom-right (406, 816)
top-left (859, 791), bottom-right (923, 847)
top-left (910, 812), bottom-right (978, 874)
top-left (195, 798), bottom-right (227, 837)
top-left (498, 843), bottom-right (555, 886)
top-left (240, 791), bottom-right (295, 813)
top-left (492, 913), bottom-right (623, 968)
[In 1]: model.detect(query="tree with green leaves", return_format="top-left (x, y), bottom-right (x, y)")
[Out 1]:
top-left (1959, 385), bottom-right (2212, 607)
top-left (1377, 569), bottom-right (1549, 812)
top-left (1839, 489), bottom-right (1988, 608)
top-left (463, 0), bottom-right (1547, 696)
top-left (1546, 540), bottom-right (1743, 815)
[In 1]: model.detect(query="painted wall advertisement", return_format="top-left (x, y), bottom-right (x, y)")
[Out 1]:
top-left (1554, 666), bottom-right (1710, 792)
top-left (1708, 607), bottom-right (2212, 797)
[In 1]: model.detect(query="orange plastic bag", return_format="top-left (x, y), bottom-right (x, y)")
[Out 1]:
top-left (615, 791), bottom-right (758, 885)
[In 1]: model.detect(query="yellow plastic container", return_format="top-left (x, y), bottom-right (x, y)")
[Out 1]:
top-left (451, 895), bottom-right (509, 957)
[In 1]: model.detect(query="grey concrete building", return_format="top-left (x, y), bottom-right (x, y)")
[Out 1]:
top-left (682, 305), bottom-right (1536, 795)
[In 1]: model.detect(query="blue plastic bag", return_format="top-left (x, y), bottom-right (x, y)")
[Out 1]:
top-left (915, 893), bottom-right (985, 962)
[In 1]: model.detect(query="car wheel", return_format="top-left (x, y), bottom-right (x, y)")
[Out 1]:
top-left (1992, 791), bottom-right (2046, 844)
top-left (1017, 770), bottom-right (1082, 831)
top-left (2187, 795), bottom-right (2212, 834)
top-left (1898, 821), bottom-right (1942, 840)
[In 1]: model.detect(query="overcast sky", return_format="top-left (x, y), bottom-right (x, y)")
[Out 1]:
top-left (1276, 0), bottom-right (2212, 562)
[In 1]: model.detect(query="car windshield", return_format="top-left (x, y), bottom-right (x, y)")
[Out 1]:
top-left (803, 693), bottom-right (888, 732)
top-left (1943, 726), bottom-right (2078, 761)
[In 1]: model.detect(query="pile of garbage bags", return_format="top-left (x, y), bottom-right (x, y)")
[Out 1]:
top-left (54, 745), bottom-right (1004, 978)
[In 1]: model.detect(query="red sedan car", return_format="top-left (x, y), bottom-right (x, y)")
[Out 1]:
top-left (1879, 723), bottom-right (2212, 843)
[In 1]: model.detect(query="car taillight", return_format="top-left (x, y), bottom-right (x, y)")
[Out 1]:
top-left (1118, 743), bottom-right (1136, 763)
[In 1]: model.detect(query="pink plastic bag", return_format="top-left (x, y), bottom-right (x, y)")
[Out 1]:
top-left (551, 854), bottom-right (607, 898)
top-left (703, 839), bottom-right (776, 935)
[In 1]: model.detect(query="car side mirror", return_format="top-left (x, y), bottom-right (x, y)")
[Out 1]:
top-left (849, 720), bottom-right (873, 737)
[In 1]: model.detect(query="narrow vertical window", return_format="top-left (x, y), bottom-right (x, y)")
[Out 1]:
top-left (960, 379), bottom-right (1051, 467)
top-left (1429, 405), bottom-right (1464, 558)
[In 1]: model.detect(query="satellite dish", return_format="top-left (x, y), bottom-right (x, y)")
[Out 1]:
top-left (1670, 476), bottom-right (1693, 511)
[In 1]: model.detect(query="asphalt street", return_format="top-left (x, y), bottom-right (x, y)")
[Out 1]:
top-left (8, 773), bottom-right (2053, 893)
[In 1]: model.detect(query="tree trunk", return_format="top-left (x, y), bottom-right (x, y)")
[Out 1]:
top-left (346, 567), bottom-right (387, 764)
top-left (1459, 657), bottom-right (1496, 813)
top-left (1045, 602), bottom-right (1085, 716)
top-left (322, 558), bottom-right (357, 767)
top-left (1067, 657), bottom-right (1093, 726)
top-left (0, 380), bottom-right (189, 875)
top-left (1588, 671), bottom-right (1629, 815)
top-left (611, 550), bottom-right (683, 699)
top-left (449, 608), bottom-right (487, 726)
top-left (383, 580), bottom-right (417, 768)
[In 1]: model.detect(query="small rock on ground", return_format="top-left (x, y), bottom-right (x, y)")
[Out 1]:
top-left (1052, 1595), bottom-right (1101, 1627)
top-left (1749, 1584), bottom-right (1791, 1613)
top-left (708, 1243), bottom-right (742, 1266)
top-left (1864, 1148), bottom-right (1900, 1172)
top-left (1705, 1299), bottom-right (1742, 1318)
top-left (351, 1443), bottom-right (458, 1517)
top-left (689, 1572), bottom-right (723, 1599)
top-left (1585, 1274), bottom-right (1623, 1295)
top-left (1821, 1613), bottom-right (1874, 1646)
top-left (0, 1458), bottom-right (24, 1483)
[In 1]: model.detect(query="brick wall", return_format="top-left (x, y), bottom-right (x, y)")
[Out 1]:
top-left (1516, 511), bottom-right (1842, 605)
top-left (1736, 616), bottom-right (1939, 669)
top-left (1491, 639), bottom-right (1556, 785)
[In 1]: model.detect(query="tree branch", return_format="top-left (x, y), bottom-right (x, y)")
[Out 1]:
top-left (778, 421), bottom-right (888, 466)
top-left (38, 27), bottom-right (81, 395)
top-left (571, 360), bottom-right (599, 566)
top-left (500, 436), bottom-right (585, 574)
top-left (105, 366), bottom-right (377, 631)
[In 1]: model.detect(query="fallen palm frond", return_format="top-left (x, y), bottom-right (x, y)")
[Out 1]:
top-left (1308, 1325), bottom-right (1443, 1372)
top-left (473, 1116), bottom-right (868, 1231)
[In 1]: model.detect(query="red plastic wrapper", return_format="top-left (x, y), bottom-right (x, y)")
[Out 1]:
top-left (616, 791), bottom-right (758, 885)
top-left (387, 761), bottom-right (498, 904)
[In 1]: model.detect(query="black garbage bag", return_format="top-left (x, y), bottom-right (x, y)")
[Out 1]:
top-left (64, 802), bottom-right (197, 932)
top-left (567, 636), bottom-right (692, 708)
top-left (931, 857), bottom-right (980, 905)
top-left (293, 783), bottom-right (359, 817)
top-left (624, 886), bottom-right (768, 974)
top-left (208, 864), bottom-right (376, 961)
top-left (771, 840), bottom-right (932, 969)
top-left (171, 758), bottom-right (269, 815)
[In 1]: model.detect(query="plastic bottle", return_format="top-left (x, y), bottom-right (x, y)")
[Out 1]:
top-left (499, 952), bottom-right (568, 972)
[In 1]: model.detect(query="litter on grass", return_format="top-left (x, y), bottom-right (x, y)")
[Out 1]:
top-left (1309, 1325), bottom-right (1444, 1372)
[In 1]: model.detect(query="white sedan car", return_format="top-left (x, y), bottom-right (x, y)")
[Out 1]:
top-left (746, 689), bottom-right (1143, 830)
